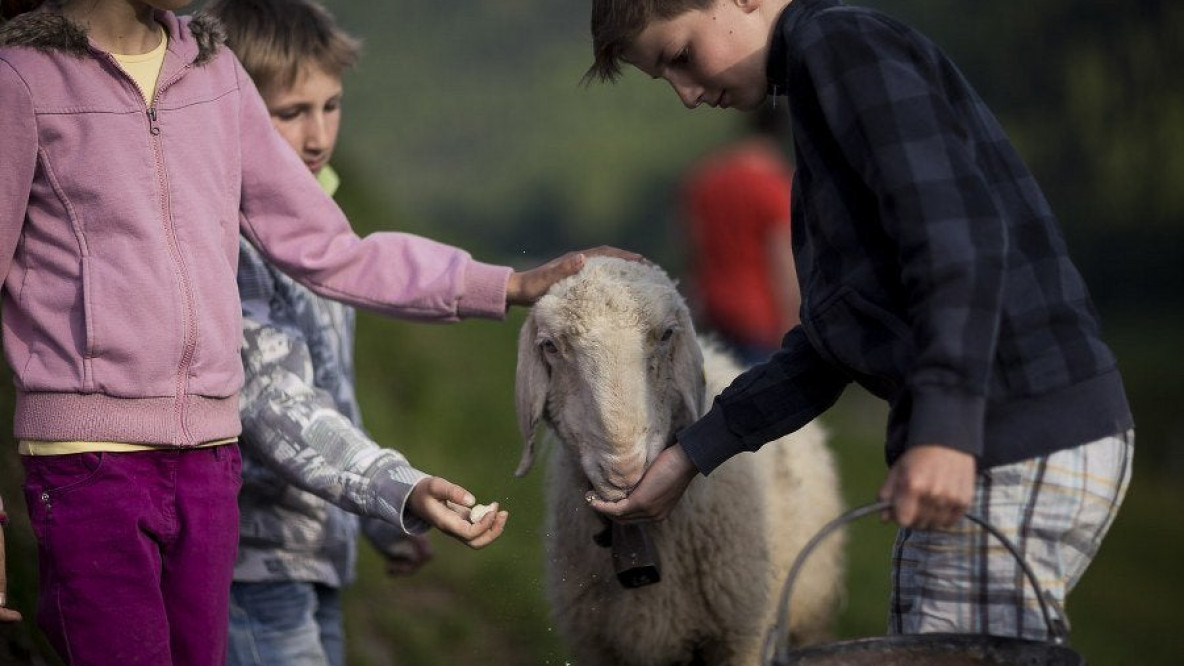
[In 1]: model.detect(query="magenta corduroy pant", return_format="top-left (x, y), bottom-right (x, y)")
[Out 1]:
top-left (22, 445), bottom-right (242, 665)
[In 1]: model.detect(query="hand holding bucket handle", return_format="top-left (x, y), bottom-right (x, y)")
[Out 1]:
top-left (762, 500), bottom-right (1072, 664)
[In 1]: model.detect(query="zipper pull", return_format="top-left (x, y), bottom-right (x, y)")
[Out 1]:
top-left (148, 107), bottom-right (160, 135)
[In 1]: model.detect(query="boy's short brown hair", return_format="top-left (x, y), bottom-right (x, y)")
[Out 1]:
top-left (586, 0), bottom-right (715, 84)
top-left (203, 0), bottom-right (360, 96)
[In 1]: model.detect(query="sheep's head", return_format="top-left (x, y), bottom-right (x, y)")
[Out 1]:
top-left (514, 258), bottom-right (705, 502)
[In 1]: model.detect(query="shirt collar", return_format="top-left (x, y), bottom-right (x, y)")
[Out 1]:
top-left (316, 165), bottom-right (340, 197)
top-left (767, 0), bottom-right (844, 96)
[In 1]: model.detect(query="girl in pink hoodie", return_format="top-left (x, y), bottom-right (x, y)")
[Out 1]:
top-left (0, 1), bottom-right (636, 662)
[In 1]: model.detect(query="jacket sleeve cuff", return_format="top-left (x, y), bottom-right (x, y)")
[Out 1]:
top-left (458, 262), bottom-right (513, 320)
top-left (369, 460), bottom-right (431, 535)
top-left (907, 387), bottom-right (986, 458)
top-left (677, 405), bottom-right (743, 476)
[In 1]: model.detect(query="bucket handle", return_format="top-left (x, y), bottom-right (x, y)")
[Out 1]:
top-left (762, 500), bottom-right (1071, 664)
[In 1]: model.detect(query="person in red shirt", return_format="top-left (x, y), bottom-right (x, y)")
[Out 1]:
top-left (682, 105), bottom-right (800, 365)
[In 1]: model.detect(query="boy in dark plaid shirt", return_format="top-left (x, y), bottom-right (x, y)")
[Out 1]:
top-left (585, 0), bottom-right (1134, 641)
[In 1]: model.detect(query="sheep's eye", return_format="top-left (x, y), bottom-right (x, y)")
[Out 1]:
top-left (659, 327), bottom-right (676, 342)
top-left (539, 339), bottom-right (559, 354)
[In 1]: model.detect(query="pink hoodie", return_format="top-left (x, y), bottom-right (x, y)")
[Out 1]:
top-left (0, 10), bottom-right (512, 446)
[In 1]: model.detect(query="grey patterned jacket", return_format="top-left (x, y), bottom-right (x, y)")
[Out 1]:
top-left (235, 202), bottom-right (428, 585)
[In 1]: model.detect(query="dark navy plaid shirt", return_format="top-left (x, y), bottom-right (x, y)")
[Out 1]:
top-left (679, 0), bottom-right (1132, 473)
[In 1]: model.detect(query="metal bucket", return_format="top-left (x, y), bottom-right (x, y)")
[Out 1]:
top-left (762, 501), bottom-right (1087, 666)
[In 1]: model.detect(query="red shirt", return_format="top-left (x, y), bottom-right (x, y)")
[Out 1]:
top-left (683, 139), bottom-right (794, 349)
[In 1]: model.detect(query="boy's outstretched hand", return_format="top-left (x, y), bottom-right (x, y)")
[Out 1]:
top-left (506, 246), bottom-right (647, 306)
top-left (878, 445), bottom-right (976, 530)
top-left (408, 476), bottom-right (507, 549)
top-left (588, 443), bottom-right (698, 523)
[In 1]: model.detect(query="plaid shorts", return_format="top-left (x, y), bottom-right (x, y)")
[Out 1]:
top-left (888, 430), bottom-right (1134, 640)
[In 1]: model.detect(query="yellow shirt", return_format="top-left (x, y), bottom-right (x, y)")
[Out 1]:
top-left (112, 29), bottom-right (169, 104)
top-left (19, 438), bottom-right (238, 456)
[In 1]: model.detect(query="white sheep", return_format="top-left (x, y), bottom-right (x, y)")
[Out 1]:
top-left (514, 257), bottom-right (845, 666)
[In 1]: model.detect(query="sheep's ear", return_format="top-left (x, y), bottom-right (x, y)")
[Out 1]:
top-left (672, 312), bottom-right (706, 422)
top-left (514, 311), bottom-right (549, 477)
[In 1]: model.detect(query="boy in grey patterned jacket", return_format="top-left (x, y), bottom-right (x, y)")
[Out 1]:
top-left (208, 1), bottom-right (490, 664)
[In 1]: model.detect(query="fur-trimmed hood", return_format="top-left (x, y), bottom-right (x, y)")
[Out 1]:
top-left (0, 8), bottom-right (223, 66)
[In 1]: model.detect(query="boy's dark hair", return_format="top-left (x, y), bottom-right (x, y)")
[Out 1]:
top-left (586, 0), bottom-right (714, 84)
top-left (203, 0), bottom-right (359, 96)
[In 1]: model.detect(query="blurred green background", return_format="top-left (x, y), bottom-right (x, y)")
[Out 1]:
top-left (2, 1), bottom-right (1181, 664)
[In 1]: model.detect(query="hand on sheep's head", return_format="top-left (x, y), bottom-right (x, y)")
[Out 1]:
top-left (505, 246), bottom-right (648, 306)
top-left (588, 443), bottom-right (699, 523)
top-left (408, 476), bottom-right (509, 549)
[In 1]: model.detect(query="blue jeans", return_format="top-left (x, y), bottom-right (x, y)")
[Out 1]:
top-left (227, 581), bottom-right (345, 666)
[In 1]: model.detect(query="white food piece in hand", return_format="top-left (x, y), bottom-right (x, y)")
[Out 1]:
top-left (469, 502), bottom-right (495, 524)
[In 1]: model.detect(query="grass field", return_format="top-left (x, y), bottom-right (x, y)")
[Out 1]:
top-left (1, 306), bottom-right (1179, 666)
